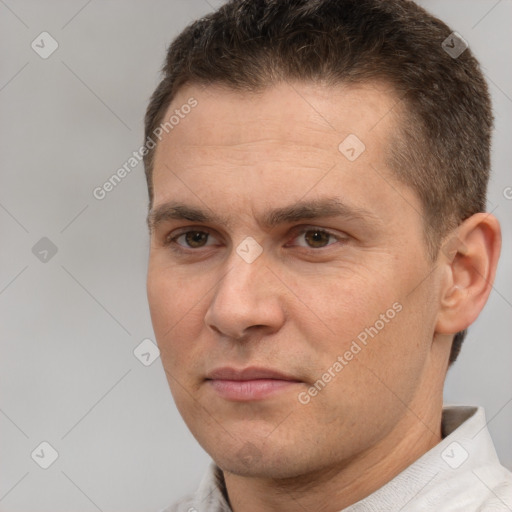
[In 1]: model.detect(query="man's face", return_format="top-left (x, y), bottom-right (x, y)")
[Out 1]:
top-left (147, 81), bottom-right (445, 479)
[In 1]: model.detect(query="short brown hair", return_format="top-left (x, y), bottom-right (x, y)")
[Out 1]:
top-left (143, 0), bottom-right (493, 364)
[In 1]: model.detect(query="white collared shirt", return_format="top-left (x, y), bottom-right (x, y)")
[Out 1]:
top-left (159, 405), bottom-right (512, 511)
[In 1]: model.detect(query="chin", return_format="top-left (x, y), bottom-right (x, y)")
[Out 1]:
top-left (212, 442), bottom-right (311, 480)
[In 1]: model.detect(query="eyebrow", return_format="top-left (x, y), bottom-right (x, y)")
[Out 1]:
top-left (147, 197), bottom-right (380, 232)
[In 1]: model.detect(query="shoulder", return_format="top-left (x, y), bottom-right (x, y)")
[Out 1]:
top-left (473, 465), bottom-right (512, 511)
top-left (156, 494), bottom-right (196, 512)
top-left (156, 462), bottom-right (231, 512)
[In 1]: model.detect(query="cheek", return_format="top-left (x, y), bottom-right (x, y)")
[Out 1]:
top-left (291, 267), bottom-right (427, 392)
top-left (148, 261), bottom-right (200, 328)
top-left (309, 284), bottom-right (433, 422)
top-left (289, 270), bottom-right (390, 353)
top-left (147, 269), bottom-right (174, 336)
top-left (147, 268), bottom-right (209, 417)
top-left (146, 263), bottom-right (208, 368)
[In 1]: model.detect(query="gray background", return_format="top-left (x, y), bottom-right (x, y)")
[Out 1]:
top-left (0, 1), bottom-right (510, 511)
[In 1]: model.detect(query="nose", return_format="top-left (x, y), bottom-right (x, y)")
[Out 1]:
top-left (204, 249), bottom-right (286, 341)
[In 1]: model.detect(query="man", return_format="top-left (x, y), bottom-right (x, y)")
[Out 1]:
top-left (143, 0), bottom-right (511, 510)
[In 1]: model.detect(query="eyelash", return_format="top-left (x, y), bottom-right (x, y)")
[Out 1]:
top-left (164, 226), bottom-right (347, 254)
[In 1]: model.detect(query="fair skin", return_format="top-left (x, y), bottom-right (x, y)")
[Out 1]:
top-left (146, 81), bottom-right (501, 512)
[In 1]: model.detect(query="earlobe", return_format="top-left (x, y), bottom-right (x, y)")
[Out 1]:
top-left (435, 213), bottom-right (501, 335)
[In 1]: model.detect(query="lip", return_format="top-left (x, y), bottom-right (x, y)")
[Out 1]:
top-left (206, 366), bottom-right (299, 381)
top-left (206, 366), bottom-right (302, 401)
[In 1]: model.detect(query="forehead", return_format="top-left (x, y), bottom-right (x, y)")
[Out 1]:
top-left (155, 81), bottom-right (400, 159)
top-left (150, 81), bottom-right (419, 233)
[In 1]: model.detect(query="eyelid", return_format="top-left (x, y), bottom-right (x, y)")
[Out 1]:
top-left (285, 225), bottom-right (348, 247)
top-left (165, 226), bottom-right (220, 246)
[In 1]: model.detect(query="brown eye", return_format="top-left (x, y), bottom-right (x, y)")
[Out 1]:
top-left (288, 227), bottom-right (341, 249)
top-left (303, 229), bottom-right (332, 248)
top-left (167, 230), bottom-right (217, 250)
top-left (184, 231), bottom-right (209, 248)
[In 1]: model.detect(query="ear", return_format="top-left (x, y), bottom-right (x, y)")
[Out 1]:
top-left (435, 213), bottom-right (501, 335)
